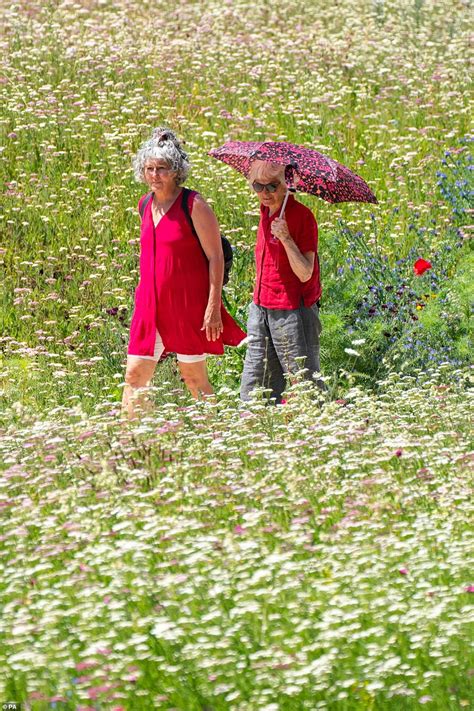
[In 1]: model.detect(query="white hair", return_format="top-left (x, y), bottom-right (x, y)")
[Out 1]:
top-left (248, 160), bottom-right (286, 185)
top-left (132, 127), bottom-right (190, 185)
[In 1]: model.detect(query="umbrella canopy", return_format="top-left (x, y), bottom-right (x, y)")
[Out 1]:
top-left (209, 140), bottom-right (377, 205)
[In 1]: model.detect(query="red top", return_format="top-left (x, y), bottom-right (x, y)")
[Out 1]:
top-left (253, 194), bottom-right (321, 309)
top-left (127, 189), bottom-right (246, 357)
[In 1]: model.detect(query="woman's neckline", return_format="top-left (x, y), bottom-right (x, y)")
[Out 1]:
top-left (150, 188), bottom-right (183, 228)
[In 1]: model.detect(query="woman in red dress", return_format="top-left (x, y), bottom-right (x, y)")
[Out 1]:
top-left (122, 128), bottom-right (245, 418)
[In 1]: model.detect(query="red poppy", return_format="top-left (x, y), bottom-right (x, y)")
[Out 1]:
top-left (414, 258), bottom-right (432, 275)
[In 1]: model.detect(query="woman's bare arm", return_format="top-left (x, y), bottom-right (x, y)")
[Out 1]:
top-left (271, 217), bottom-right (315, 282)
top-left (189, 194), bottom-right (224, 341)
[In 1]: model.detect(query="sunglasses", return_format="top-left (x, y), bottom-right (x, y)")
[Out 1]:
top-left (252, 181), bottom-right (280, 193)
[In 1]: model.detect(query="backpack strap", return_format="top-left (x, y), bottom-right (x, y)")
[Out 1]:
top-left (138, 192), bottom-right (153, 220)
top-left (180, 187), bottom-right (198, 236)
top-left (181, 188), bottom-right (233, 286)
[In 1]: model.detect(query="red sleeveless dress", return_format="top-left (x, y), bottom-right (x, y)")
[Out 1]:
top-left (127, 189), bottom-right (246, 358)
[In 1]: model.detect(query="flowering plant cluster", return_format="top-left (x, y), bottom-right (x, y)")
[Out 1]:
top-left (320, 142), bottom-right (473, 380)
top-left (0, 369), bottom-right (472, 709)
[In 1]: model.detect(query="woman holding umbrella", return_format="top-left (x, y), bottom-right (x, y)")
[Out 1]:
top-left (239, 159), bottom-right (322, 403)
top-left (209, 139), bottom-right (377, 404)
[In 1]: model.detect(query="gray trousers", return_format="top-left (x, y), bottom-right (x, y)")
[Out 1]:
top-left (240, 301), bottom-right (322, 404)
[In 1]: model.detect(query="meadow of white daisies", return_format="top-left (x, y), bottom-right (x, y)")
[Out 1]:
top-left (1, 0), bottom-right (473, 709)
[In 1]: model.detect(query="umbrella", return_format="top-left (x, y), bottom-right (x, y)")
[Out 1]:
top-left (209, 140), bottom-right (377, 218)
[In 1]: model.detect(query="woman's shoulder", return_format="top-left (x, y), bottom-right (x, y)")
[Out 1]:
top-left (290, 198), bottom-right (317, 226)
top-left (293, 197), bottom-right (316, 217)
top-left (137, 191), bottom-right (153, 212)
top-left (185, 189), bottom-right (212, 216)
top-left (184, 187), bottom-right (202, 201)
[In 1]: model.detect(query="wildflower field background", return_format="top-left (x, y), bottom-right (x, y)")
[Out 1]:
top-left (0, 0), bottom-right (473, 709)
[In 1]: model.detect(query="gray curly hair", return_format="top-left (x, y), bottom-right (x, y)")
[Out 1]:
top-left (132, 127), bottom-right (190, 185)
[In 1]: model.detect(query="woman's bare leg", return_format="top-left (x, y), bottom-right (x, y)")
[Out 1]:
top-left (178, 360), bottom-right (213, 399)
top-left (121, 358), bottom-right (157, 420)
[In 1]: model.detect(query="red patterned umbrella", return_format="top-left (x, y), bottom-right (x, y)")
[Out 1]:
top-left (209, 140), bottom-right (377, 207)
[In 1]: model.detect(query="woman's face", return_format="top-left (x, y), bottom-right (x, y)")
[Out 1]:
top-left (251, 167), bottom-right (287, 212)
top-left (144, 159), bottom-right (177, 192)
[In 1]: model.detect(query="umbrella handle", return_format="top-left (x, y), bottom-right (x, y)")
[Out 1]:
top-left (279, 189), bottom-right (291, 219)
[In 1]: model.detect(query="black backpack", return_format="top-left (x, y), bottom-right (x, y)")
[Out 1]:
top-left (139, 188), bottom-right (233, 285)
